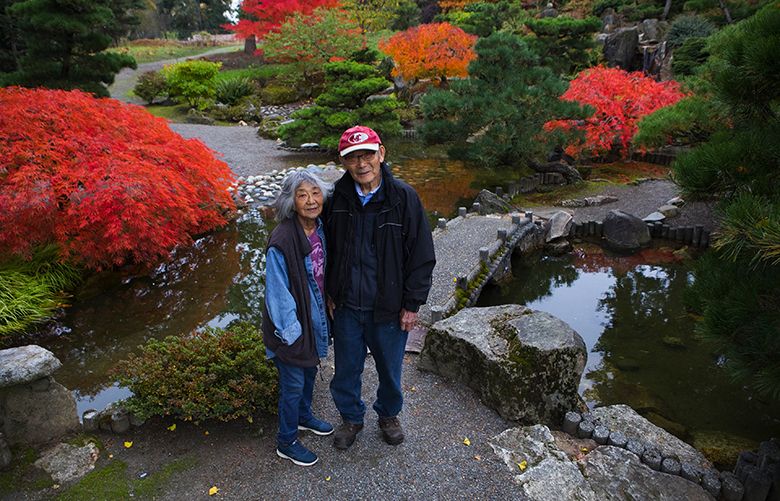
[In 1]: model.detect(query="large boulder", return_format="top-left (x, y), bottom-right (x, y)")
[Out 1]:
top-left (592, 404), bottom-right (713, 471)
top-left (419, 305), bottom-right (587, 424)
top-left (489, 424), bottom-right (713, 501)
top-left (0, 345), bottom-right (61, 387)
top-left (545, 211), bottom-right (574, 242)
top-left (602, 209), bottom-right (651, 252)
top-left (34, 442), bottom-right (100, 484)
top-left (474, 189), bottom-right (514, 214)
top-left (2, 381), bottom-right (79, 445)
top-left (604, 27), bottom-right (639, 70)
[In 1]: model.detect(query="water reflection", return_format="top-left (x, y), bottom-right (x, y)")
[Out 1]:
top-left (478, 244), bottom-right (780, 443)
top-left (36, 210), bottom-right (269, 409)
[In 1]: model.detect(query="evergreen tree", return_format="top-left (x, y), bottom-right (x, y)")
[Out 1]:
top-left (7, 0), bottom-right (136, 96)
top-left (279, 61), bottom-right (401, 149)
top-left (668, 4), bottom-right (780, 399)
top-left (419, 31), bottom-right (583, 167)
top-left (0, 0), bottom-right (22, 74)
top-left (524, 16), bottom-right (602, 77)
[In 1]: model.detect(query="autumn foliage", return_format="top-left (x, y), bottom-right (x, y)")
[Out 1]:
top-left (379, 23), bottom-right (477, 83)
top-left (0, 87), bottom-right (236, 270)
top-left (545, 66), bottom-right (686, 158)
top-left (229, 0), bottom-right (340, 41)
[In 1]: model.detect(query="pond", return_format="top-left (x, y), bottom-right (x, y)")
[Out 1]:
top-left (477, 244), bottom-right (780, 449)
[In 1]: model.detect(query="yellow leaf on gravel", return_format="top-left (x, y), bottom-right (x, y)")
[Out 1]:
top-left (518, 460), bottom-right (528, 471)
top-left (209, 486), bottom-right (219, 496)
top-left (124, 441), bottom-right (133, 448)
top-left (204, 431), bottom-right (210, 436)
top-left (167, 424), bottom-right (176, 432)
top-left (463, 437), bottom-right (471, 446)
top-left (325, 476), bottom-right (331, 481)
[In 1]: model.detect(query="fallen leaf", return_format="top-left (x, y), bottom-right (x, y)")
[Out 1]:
top-left (108, 454), bottom-right (114, 459)
top-left (124, 441), bottom-right (133, 448)
top-left (325, 476), bottom-right (331, 481)
top-left (410, 386), bottom-right (417, 392)
top-left (204, 431), bottom-right (210, 436)
top-left (474, 455), bottom-right (481, 461)
top-left (580, 447), bottom-right (589, 453)
top-left (167, 423), bottom-right (176, 432)
top-left (463, 437), bottom-right (471, 446)
top-left (518, 460), bottom-right (528, 471)
top-left (247, 416), bottom-right (253, 424)
top-left (209, 486), bottom-right (219, 496)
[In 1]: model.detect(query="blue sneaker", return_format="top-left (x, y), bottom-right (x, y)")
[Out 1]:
top-left (276, 440), bottom-right (318, 467)
top-left (298, 417), bottom-right (334, 436)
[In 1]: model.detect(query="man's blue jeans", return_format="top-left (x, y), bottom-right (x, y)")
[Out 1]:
top-left (273, 358), bottom-right (317, 447)
top-left (330, 307), bottom-right (408, 424)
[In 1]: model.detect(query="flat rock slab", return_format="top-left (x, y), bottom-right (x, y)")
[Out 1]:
top-left (34, 442), bottom-right (100, 484)
top-left (490, 424), bottom-right (713, 501)
top-left (419, 304), bottom-right (586, 424)
top-left (0, 345), bottom-right (61, 387)
top-left (592, 404), bottom-right (713, 471)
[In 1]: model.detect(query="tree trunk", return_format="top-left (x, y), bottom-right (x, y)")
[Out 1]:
top-left (718, 0), bottom-right (733, 24)
top-left (244, 35), bottom-right (256, 55)
top-left (662, 0), bottom-right (673, 20)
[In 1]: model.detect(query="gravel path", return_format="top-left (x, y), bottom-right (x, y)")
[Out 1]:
top-left (169, 123), bottom-right (334, 178)
top-left (533, 179), bottom-right (718, 232)
top-left (93, 352), bottom-right (527, 501)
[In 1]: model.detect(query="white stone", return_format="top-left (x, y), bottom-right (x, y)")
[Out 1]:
top-left (643, 212), bottom-right (666, 222)
top-left (35, 442), bottom-right (100, 484)
top-left (0, 345), bottom-right (61, 387)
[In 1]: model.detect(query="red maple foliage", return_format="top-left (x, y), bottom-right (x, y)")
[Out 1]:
top-left (0, 87), bottom-right (236, 270)
top-left (378, 22), bottom-right (477, 83)
top-left (228, 0), bottom-right (340, 42)
top-left (544, 65), bottom-right (686, 158)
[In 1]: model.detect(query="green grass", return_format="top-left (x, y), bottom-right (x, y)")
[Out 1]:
top-left (56, 456), bottom-right (198, 500)
top-left (0, 446), bottom-right (53, 497)
top-left (217, 64), bottom-right (289, 83)
top-left (146, 104), bottom-right (192, 121)
top-left (109, 44), bottom-right (239, 65)
top-left (511, 180), bottom-right (613, 206)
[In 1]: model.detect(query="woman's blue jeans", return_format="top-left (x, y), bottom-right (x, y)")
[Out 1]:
top-left (329, 307), bottom-right (408, 424)
top-left (273, 358), bottom-right (317, 447)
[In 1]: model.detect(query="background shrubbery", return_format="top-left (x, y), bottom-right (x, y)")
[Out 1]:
top-left (114, 323), bottom-right (278, 422)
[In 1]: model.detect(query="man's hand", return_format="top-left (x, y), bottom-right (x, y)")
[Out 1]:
top-left (399, 308), bottom-right (418, 332)
top-left (327, 296), bottom-right (336, 320)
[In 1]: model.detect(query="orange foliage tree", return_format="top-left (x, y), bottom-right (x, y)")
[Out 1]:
top-left (438, 0), bottom-right (482, 11)
top-left (378, 22), bottom-right (477, 83)
top-left (0, 87), bottom-right (236, 270)
top-left (544, 65), bottom-right (686, 158)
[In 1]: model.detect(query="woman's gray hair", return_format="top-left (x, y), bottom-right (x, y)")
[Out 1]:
top-left (274, 168), bottom-right (334, 222)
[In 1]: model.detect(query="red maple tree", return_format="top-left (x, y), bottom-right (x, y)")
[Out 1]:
top-left (545, 65), bottom-right (686, 158)
top-left (228, 0), bottom-right (340, 42)
top-left (0, 87), bottom-right (236, 270)
top-left (378, 22), bottom-right (477, 84)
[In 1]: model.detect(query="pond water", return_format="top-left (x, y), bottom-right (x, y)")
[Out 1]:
top-left (477, 244), bottom-right (780, 447)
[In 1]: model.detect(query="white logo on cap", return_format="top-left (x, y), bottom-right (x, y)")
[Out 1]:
top-left (348, 132), bottom-right (369, 144)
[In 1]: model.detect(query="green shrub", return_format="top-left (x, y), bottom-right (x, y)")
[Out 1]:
top-left (0, 245), bottom-right (82, 338)
top-left (162, 60), bottom-right (222, 109)
top-left (592, 0), bottom-right (627, 17)
top-left (215, 77), bottom-right (255, 106)
top-left (672, 36), bottom-right (710, 76)
top-left (114, 322), bottom-right (277, 422)
top-left (667, 14), bottom-right (715, 48)
top-left (133, 71), bottom-right (168, 105)
top-left (635, 95), bottom-right (725, 148)
top-left (260, 84), bottom-right (300, 105)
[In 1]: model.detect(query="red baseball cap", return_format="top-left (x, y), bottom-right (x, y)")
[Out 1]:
top-left (338, 125), bottom-right (382, 157)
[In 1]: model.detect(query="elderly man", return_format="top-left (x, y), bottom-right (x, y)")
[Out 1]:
top-left (324, 125), bottom-right (435, 449)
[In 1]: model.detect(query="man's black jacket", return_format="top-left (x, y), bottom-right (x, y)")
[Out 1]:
top-left (323, 163), bottom-right (436, 323)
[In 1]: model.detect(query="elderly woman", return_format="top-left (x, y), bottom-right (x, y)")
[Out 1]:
top-left (262, 168), bottom-right (333, 467)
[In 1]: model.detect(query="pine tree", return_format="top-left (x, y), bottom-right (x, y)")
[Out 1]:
top-left (671, 3), bottom-right (780, 399)
top-left (420, 31), bottom-right (583, 167)
top-left (7, 0), bottom-right (136, 96)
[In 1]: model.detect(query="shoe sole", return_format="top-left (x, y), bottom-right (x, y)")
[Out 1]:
top-left (298, 425), bottom-right (334, 436)
top-left (276, 449), bottom-right (318, 467)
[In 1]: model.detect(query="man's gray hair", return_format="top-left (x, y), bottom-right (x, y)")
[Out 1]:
top-left (274, 168), bottom-right (334, 222)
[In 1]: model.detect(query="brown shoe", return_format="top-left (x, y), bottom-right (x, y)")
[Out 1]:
top-left (378, 416), bottom-right (404, 445)
top-left (333, 421), bottom-right (363, 450)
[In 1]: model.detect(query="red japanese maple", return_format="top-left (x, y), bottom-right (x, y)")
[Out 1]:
top-left (228, 0), bottom-right (340, 42)
top-left (545, 65), bottom-right (686, 158)
top-left (0, 87), bottom-right (236, 270)
top-left (378, 23), bottom-right (477, 83)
